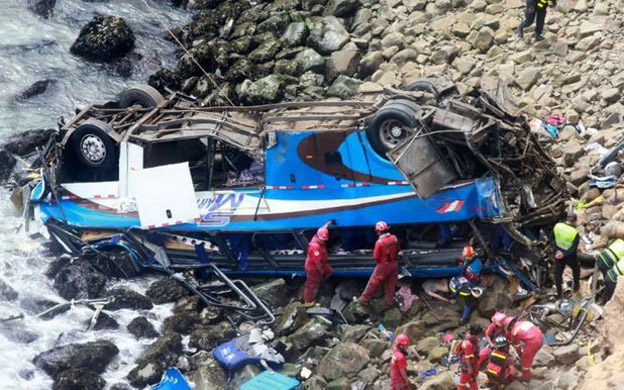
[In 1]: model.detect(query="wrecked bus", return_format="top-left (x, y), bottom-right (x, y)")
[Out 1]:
top-left (15, 78), bottom-right (566, 287)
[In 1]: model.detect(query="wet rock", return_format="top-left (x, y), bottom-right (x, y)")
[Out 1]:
top-left (189, 321), bottom-right (236, 351)
top-left (70, 16), bottom-right (135, 62)
top-left (275, 303), bottom-right (309, 336)
top-left (342, 301), bottom-right (370, 323)
top-left (274, 59), bottom-right (304, 77)
top-left (3, 128), bottom-right (55, 156)
top-left (257, 13), bottom-right (291, 35)
top-left (324, 0), bottom-right (361, 17)
top-left (148, 68), bottom-right (181, 92)
top-left (34, 340), bottom-right (119, 377)
top-left (53, 261), bottom-right (106, 300)
top-left (382, 308), bottom-right (402, 328)
top-left (282, 22), bottom-right (309, 47)
top-left (295, 48), bottom-right (325, 73)
top-left (0, 278), bottom-right (18, 302)
top-left (249, 39), bottom-right (282, 63)
top-left (288, 319), bottom-right (328, 351)
top-left (27, 0), bottom-right (56, 18)
top-left (15, 79), bottom-right (55, 101)
top-left (327, 75), bottom-right (362, 99)
top-left (53, 368), bottom-right (106, 390)
top-left (327, 49), bottom-right (361, 81)
top-left (90, 311), bottom-right (120, 331)
top-left (0, 150), bottom-right (17, 183)
top-left (175, 42), bottom-right (216, 80)
top-left (128, 316), bottom-right (159, 339)
top-left (127, 333), bottom-right (183, 388)
top-left (241, 75), bottom-right (286, 104)
top-left (318, 342), bottom-right (370, 381)
top-left (307, 16), bottom-right (350, 55)
top-left (146, 278), bottom-right (191, 305)
top-left (251, 278), bottom-right (287, 308)
top-left (0, 323), bottom-right (40, 344)
top-left (104, 288), bottom-right (153, 311)
top-left (477, 292), bottom-right (513, 318)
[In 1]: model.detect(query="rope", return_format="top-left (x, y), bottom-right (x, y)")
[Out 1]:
top-left (139, 0), bottom-right (235, 106)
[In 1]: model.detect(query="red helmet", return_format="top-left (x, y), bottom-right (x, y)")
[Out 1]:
top-left (316, 227), bottom-right (329, 241)
top-left (462, 245), bottom-right (476, 259)
top-left (395, 333), bottom-right (410, 346)
top-left (375, 221), bottom-right (389, 234)
top-left (491, 311), bottom-right (508, 326)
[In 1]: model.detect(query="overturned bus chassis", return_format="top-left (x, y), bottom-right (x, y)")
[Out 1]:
top-left (16, 78), bottom-right (566, 288)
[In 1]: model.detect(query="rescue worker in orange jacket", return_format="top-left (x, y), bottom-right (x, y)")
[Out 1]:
top-left (506, 317), bottom-right (544, 382)
top-left (390, 333), bottom-right (412, 390)
top-left (454, 325), bottom-right (483, 390)
top-left (303, 220), bottom-right (335, 304)
top-left (358, 221), bottom-right (400, 307)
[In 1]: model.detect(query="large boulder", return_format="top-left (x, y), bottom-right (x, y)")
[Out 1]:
top-left (53, 261), bottom-right (107, 300)
top-left (127, 316), bottom-right (159, 339)
top-left (324, 0), bottom-right (361, 17)
top-left (2, 128), bottom-right (55, 157)
top-left (146, 278), bottom-right (191, 304)
top-left (281, 22), bottom-right (309, 47)
top-left (15, 79), bottom-right (55, 101)
top-left (288, 319), bottom-right (328, 352)
top-left (70, 16), bottom-right (135, 62)
top-left (295, 48), bottom-right (325, 73)
top-left (241, 75), bottom-right (286, 105)
top-left (104, 288), bottom-right (153, 311)
top-left (326, 49), bottom-right (361, 82)
top-left (127, 333), bottom-right (183, 388)
top-left (307, 16), bottom-right (350, 55)
top-left (327, 75), bottom-right (362, 99)
top-left (251, 278), bottom-right (288, 308)
top-left (189, 321), bottom-right (236, 351)
top-left (318, 342), bottom-right (370, 381)
top-left (34, 340), bottom-right (119, 377)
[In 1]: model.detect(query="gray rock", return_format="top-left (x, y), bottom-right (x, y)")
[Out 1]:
top-left (296, 48), bottom-right (326, 73)
top-left (325, 0), bottom-right (362, 17)
top-left (341, 324), bottom-right (371, 342)
top-left (275, 59), bottom-right (305, 76)
top-left (534, 349), bottom-right (556, 367)
top-left (516, 67), bottom-right (540, 91)
top-left (477, 292), bottom-right (512, 318)
top-left (357, 366), bottom-right (380, 383)
top-left (251, 278), bottom-right (288, 308)
top-left (282, 22), bottom-right (309, 47)
top-left (416, 336), bottom-right (440, 354)
top-left (70, 16), bottom-right (135, 62)
top-left (427, 346), bottom-right (449, 363)
top-left (360, 338), bottom-right (389, 358)
top-left (381, 32), bottom-right (405, 50)
top-left (358, 51), bottom-right (384, 78)
top-left (327, 75), bottom-right (362, 99)
top-left (390, 48), bottom-right (418, 65)
top-left (275, 303), bottom-right (309, 336)
top-left (15, 79), bottom-right (55, 101)
top-left (127, 334), bottom-right (183, 388)
top-left (127, 316), bottom-right (159, 339)
top-left (34, 340), bottom-right (119, 377)
top-left (553, 344), bottom-right (580, 365)
top-left (191, 358), bottom-right (228, 390)
top-left (257, 12), bottom-right (291, 35)
top-left (105, 288), bottom-right (153, 311)
top-left (469, 27), bottom-right (494, 52)
top-left (189, 321), bottom-right (236, 351)
top-left (249, 39), bottom-right (282, 63)
top-left (288, 319), bottom-right (328, 351)
top-left (300, 71), bottom-right (325, 88)
top-left (602, 88), bottom-right (621, 104)
top-left (382, 308), bottom-right (402, 328)
top-left (562, 139), bottom-right (585, 167)
top-left (307, 16), bottom-right (350, 55)
top-left (53, 261), bottom-right (106, 301)
top-left (318, 342), bottom-right (370, 381)
top-left (53, 368), bottom-right (105, 390)
top-left (326, 49), bottom-right (361, 81)
top-left (395, 320), bottom-right (426, 342)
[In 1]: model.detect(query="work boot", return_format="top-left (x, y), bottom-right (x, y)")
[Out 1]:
top-left (517, 24), bottom-right (524, 38)
top-left (535, 34), bottom-right (545, 41)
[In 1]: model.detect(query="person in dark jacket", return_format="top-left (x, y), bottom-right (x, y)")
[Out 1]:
top-left (549, 213), bottom-right (580, 299)
top-left (517, 0), bottom-right (556, 41)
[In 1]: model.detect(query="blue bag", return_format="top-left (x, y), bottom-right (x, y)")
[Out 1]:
top-left (151, 367), bottom-right (191, 390)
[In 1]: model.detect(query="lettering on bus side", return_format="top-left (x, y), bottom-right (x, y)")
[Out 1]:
top-left (197, 193), bottom-right (245, 226)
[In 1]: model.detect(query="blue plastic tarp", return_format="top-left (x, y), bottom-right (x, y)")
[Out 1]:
top-left (151, 367), bottom-right (192, 390)
top-left (240, 371), bottom-right (300, 390)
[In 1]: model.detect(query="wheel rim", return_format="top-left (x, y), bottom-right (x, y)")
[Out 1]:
top-left (379, 119), bottom-right (412, 149)
top-left (80, 134), bottom-right (106, 164)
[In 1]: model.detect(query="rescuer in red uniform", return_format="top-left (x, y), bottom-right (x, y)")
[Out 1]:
top-left (454, 325), bottom-right (482, 390)
top-left (390, 333), bottom-right (412, 390)
top-left (506, 317), bottom-right (544, 382)
top-left (479, 311), bottom-right (511, 367)
top-left (358, 221), bottom-right (400, 307)
top-left (303, 220), bottom-right (335, 305)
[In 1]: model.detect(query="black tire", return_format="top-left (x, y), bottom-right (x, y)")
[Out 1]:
top-left (68, 119), bottom-right (117, 172)
top-left (404, 77), bottom-right (439, 98)
top-left (367, 101), bottom-right (420, 158)
top-left (119, 84), bottom-right (164, 108)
